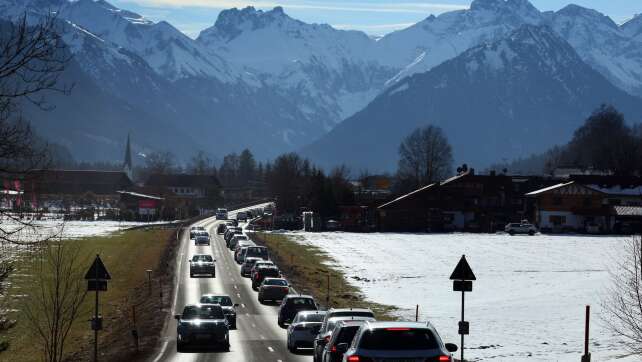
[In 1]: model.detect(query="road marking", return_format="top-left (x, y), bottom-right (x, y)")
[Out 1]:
top-left (241, 303), bottom-right (246, 308)
top-left (234, 285), bottom-right (238, 289)
top-left (252, 323), bottom-right (256, 328)
top-left (267, 346), bottom-right (274, 352)
top-left (236, 293), bottom-right (241, 298)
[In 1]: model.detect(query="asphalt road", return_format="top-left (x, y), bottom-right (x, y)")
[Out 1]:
top-left (151, 207), bottom-right (310, 362)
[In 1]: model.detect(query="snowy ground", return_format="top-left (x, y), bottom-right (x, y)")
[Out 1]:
top-left (287, 231), bottom-right (636, 362)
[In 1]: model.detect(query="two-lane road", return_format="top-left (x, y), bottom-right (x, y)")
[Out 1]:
top-left (152, 211), bottom-right (310, 362)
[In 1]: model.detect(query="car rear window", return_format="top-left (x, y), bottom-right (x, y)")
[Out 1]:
top-left (264, 279), bottom-right (288, 286)
top-left (336, 325), bottom-right (361, 344)
top-left (288, 298), bottom-right (315, 307)
top-left (247, 247), bottom-right (268, 257)
top-left (297, 313), bottom-right (325, 323)
top-left (331, 311), bottom-right (375, 319)
top-left (359, 328), bottom-right (439, 350)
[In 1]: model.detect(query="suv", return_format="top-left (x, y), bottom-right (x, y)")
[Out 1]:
top-left (189, 254), bottom-right (215, 278)
top-left (174, 304), bottom-right (230, 352)
top-left (278, 295), bottom-right (318, 328)
top-left (246, 246), bottom-right (269, 261)
top-left (342, 321), bottom-right (457, 361)
top-left (200, 294), bottom-right (239, 329)
top-left (241, 257), bottom-right (262, 277)
top-left (322, 319), bottom-right (371, 362)
top-left (505, 222), bottom-right (538, 235)
top-left (216, 208), bottom-right (228, 220)
top-left (258, 278), bottom-right (290, 303)
top-left (314, 308), bottom-right (376, 362)
top-left (236, 211), bottom-right (248, 222)
top-left (251, 265), bottom-right (281, 290)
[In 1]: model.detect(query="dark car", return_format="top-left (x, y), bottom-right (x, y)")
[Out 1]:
top-left (251, 265), bottom-right (281, 290)
top-left (322, 319), bottom-right (371, 362)
top-left (200, 294), bottom-right (239, 329)
top-left (225, 229), bottom-right (243, 248)
top-left (342, 321), bottom-right (458, 361)
top-left (215, 208), bottom-right (228, 220)
top-left (189, 254), bottom-right (215, 278)
top-left (194, 232), bottom-right (210, 246)
top-left (174, 304), bottom-right (230, 352)
top-left (241, 257), bottom-right (262, 277)
top-left (216, 223), bottom-right (229, 235)
top-left (236, 211), bottom-right (248, 222)
top-left (287, 310), bottom-right (326, 352)
top-left (258, 278), bottom-right (290, 303)
top-left (314, 308), bottom-right (376, 362)
top-left (245, 246), bottom-right (269, 261)
top-left (278, 295), bottom-right (317, 328)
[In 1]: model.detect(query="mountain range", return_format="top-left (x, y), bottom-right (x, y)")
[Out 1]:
top-left (0, 0), bottom-right (641, 171)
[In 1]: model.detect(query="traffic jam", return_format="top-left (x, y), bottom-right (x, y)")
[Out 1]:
top-left (176, 206), bottom-right (459, 361)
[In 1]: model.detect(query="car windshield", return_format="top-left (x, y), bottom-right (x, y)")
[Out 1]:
top-left (264, 279), bottom-right (288, 286)
top-left (200, 295), bottom-right (233, 306)
top-left (359, 328), bottom-right (438, 350)
top-left (182, 305), bottom-right (224, 320)
top-left (193, 255), bottom-right (213, 262)
top-left (288, 298), bottom-right (315, 307)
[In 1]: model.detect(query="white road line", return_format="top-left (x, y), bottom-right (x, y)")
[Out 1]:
top-left (241, 303), bottom-right (246, 308)
top-left (236, 293), bottom-right (241, 298)
top-left (252, 323), bottom-right (256, 328)
top-left (234, 285), bottom-right (238, 289)
top-left (267, 346), bottom-right (274, 352)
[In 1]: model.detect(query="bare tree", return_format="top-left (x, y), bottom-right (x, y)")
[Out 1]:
top-left (144, 151), bottom-right (177, 175)
top-left (397, 125), bottom-right (453, 191)
top-left (0, 12), bottom-right (71, 351)
top-left (603, 236), bottom-right (642, 356)
top-left (188, 150), bottom-right (215, 176)
top-left (23, 240), bottom-right (88, 362)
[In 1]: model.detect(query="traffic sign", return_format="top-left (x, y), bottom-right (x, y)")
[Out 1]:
top-left (453, 280), bottom-right (473, 292)
top-left (85, 255), bottom-right (111, 281)
top-left (449, 255), bottom-right (476, 281)
top-left (87, 280), bottom-right (108, 292)
top-left (458, 321), bottom-right (470, 335)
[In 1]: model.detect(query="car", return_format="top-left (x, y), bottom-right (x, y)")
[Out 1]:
top-left (341, 321), bottom-right (458, 362)
top-left (287, 310), bottom-right (327, 352)
top-left (586, 222), bottom-right (601, 234)
top-left (225, 229), bottom-right (243, 248)
top-left (194, 232), bottom-right (210, 246)
top-left (250, 261), bottom-right (275, 278)
top-left (235, 245), bottom-right (252, 264)
top-left (216, 223), bottom-right (228, 235)
top-left (314, 308), bottom-right (376, 362)
top-left (505, 222), bottom-right (538, 235)
top-left (241, 257), bottom-right (262, 277)
top-left (245, 246), bottom-right (269, 261)
top-left (313, 315), bottom-right (376, 362)
top-left (199, 294), bottom-right (239, 329)
top-left (216, 208), bottom-right (228, 220)
top-left (258, 278), bottom-right (290, 303)
top-left (236, 211), bottom-right (248, 222)
top-left (321, 319), bottom-right (371, 362)
top-left (174, 303), bottom-right (230, 352)
top-left (251, 265), bottom-right (281, 290)
top-left (278, 295), bottom-right (318, 328)
top-left (189, 254), bottom-right (215, 278)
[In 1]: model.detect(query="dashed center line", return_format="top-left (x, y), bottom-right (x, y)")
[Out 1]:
top-left (267, 346), bottom-right (274, 352)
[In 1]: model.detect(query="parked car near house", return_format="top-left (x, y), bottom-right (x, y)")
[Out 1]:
top-left (586, 222), bottom-right (601, 234)
top-left (258, 278), bottom-right (290, 303)
top-left (287, 310), bottom-right (326, 352)
top-left (341, 321), bottom-right (457, 362)
top-left (505, 222), bottom-right (538, 235)
top-left (174, 304), bottom-right (230, 352)
top-left (278, 295), bottom-right (318, 328)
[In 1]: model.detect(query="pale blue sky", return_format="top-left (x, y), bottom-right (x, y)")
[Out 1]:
top-left (111, 0), bottom-right (642, 38)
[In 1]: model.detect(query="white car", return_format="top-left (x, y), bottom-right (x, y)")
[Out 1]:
top-left (287, 310), bottom-right (326, 352)
top-left (505, 222), bottom-right (538, 235)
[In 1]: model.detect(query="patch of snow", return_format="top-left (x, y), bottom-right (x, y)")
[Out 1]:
top-left (289, 231), bottom-right (634, 361)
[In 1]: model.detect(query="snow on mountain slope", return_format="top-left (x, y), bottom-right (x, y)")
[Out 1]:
top-left (622, 14), bottom-right (642, 40)
top-left (59, 0), bottom-right (236, 81)
top-left (197, 6), bottom-right (395, 126)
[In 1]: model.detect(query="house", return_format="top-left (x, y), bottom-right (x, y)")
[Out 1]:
top-left (117, 191), bottom-right (164, 220)
top-left (378, 170), bottom-right (557, 232)
top-left (145, 174), bottom-right (222, 216)
top-left (23, 170), bottom-right (133, 213)
top-left (526, 177), bottom-right (642, 233)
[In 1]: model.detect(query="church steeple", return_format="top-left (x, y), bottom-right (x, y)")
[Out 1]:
top-left (123, 133), bottom-right (133, 180)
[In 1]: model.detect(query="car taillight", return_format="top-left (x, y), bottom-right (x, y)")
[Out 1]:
top-left (330, 345), bottom-right (336, 353)
top-left (437, 356), bottom-right (451, 362)
top-left (324, 335), bottom-right (331, 343)
top-left (347, 357), bottom-right (360, 362)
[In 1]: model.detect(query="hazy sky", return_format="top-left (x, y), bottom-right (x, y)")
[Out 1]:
top-left (110, 0), bottom-right (642, 38)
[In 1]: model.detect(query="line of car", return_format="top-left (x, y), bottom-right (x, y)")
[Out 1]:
top-left (177, 211), bottom-right (460, 361)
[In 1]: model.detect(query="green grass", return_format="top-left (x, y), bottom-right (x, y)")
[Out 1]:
top-left (249, 232), bottom-right (397, 320)
top-left (0, 227), bottom-right (174, 362)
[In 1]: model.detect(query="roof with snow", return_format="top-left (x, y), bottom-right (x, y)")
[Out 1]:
top-left (378, 183), bottom-right (438, 209)
top-left (525, 181), bottom-right (576, 196)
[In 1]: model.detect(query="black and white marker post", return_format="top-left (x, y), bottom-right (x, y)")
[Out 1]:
top-left (450, 255), bottom-right (476, 362)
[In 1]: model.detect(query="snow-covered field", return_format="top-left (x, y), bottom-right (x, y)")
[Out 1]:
top-left (288, 232), bottom-right (635, 361)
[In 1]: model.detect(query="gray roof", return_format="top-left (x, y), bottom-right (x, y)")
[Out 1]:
top-left (614, 206), bottom-right (642, 217)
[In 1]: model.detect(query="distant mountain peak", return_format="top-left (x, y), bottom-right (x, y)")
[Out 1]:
top-left (556, 4), bottom-right (617, 27)
top-left (207, 6), bottom-right (294, 41)
top-left (470, 0), bottom-right (537, 12)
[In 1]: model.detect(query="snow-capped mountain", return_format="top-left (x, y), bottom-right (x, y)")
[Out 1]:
top-left (197, 6), bottom-right (395, 127)
top-left (302, 25), bottom-right (642, 171)
top-left (623, 14), bottom-right (642, 40)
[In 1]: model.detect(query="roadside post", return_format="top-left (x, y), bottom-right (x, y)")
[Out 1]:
top-left (450, 255), bottom-right (476, 362)
top-left (146, 269), bottom-right (152, 295)
top-left (582, 305), bottom-right (591, 362)
top-left (85, 255), bottom-right (112, 362)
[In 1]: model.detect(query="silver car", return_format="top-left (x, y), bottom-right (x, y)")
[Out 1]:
top-left (342, 321), bottom-right (457, 361)
top-left (189, 254), bottom-right (215, 277)
top-left (505, 222), bottom-right (538, 235)
top-left (287, 310), bottom-right (326, 352)
top-left (241, 257), bottom-right (262, 277)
